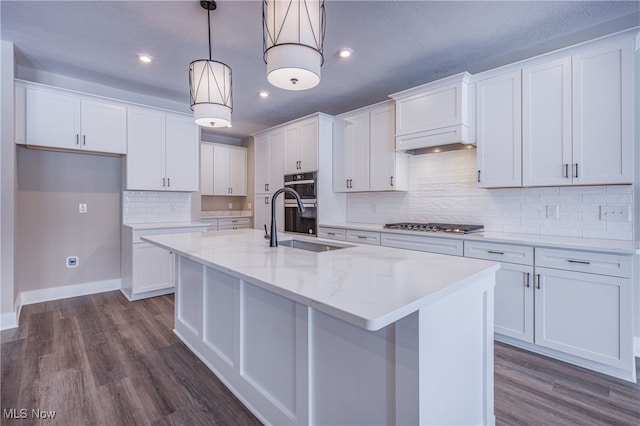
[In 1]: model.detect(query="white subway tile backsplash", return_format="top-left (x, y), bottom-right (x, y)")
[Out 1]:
top-left (122, 191), bottom-right (191, 224)
top-left (346, 149), bottom-right (634, 240)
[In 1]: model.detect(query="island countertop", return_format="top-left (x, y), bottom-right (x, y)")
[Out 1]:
top-left (142, 229), bottom-right (498, 330)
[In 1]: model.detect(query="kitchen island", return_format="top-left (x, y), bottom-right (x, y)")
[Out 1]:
top-left (143, 229), bottom-right (499, 425)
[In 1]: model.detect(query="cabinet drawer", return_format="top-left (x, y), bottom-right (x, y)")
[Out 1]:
top-left (318, 227), bottom-right (346, 241)
top-left (218, 217), bottom-right (251, 229)
top-left (346, 229), bottom-right (381, 246)
top-left (535, 248), bottom-right (632, 278)
top-left (381, 233), bottom-right (463, 256)
top-left (464, 241), bottom-right (533, 265)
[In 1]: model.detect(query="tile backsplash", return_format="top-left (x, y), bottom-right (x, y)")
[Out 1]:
top-left (347, 149), bottom-right (634, 240)
top-left (123, 191), bottom-right (191, 224)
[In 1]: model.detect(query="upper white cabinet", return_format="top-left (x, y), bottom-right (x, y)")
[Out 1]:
top-left (126, 108), bottom-right (199, 192)
top-left (571, 39), bottom-right (633, 185)
top-left (19, 83), bottom-right (126, 154)
top-left (333, 102), bottom-right (408, 192)
top-left (476, 70), bottom-right (522, 188)
top-left (254, 129), bottom-right (284, 194)
top-left (284, 117), bottom-right (318, 173)
top-left (390, 72), bottom-right (475, 151)
top-left (201, 143), bottom-right (247, 196)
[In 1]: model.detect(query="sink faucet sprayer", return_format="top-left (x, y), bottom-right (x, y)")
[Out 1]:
top-left (270, 187), bottom-right (305, 247)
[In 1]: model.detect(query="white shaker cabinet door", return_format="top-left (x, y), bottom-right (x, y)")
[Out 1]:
top-left (132, 243), bottom-right (173, 294)
top-left (299, 118), bottom-right (319, 173)
top-left (228, 147), bottom-right (247, 196)
top-left (126, 108), bottom-right (166, 191)
top-left (476, 70), bottom-right (522, 188)
top-left (494, 264), bottom-right (534, 343)
top-left (522, 57), bottom-right (572, 186)
top-left (81, 99), bottom-right (127, 154)
top-left (165, 114), bottom-right (199, 192)
top-left (254, 134), bottom-right (270, 193)
top-left (25, 87), bottom-right (80, 150)
top-left (572, 39), bottom-right (633, 185)
top-left (200, 143), bottom-right (214, 195)
top-left (212, 144), bottom-right (231, 195)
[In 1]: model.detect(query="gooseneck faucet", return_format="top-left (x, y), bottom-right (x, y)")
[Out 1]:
top-left (270, 187), bottom-right (305, 247)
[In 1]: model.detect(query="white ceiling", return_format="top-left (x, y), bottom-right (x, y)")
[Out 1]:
top-left (2, 1), bottom-right (638, 139)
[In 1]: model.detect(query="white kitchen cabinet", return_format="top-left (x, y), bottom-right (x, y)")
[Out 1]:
top-left (390, 72), bottom-right (474, 151)
top-left (283, 117), bottom-right (318, 173)
top-left (369, 103), bottom-right (408, 191)
top-left (121, 224), bottom-right (207, 300)
top-left (126, 108), bottom-right (199, 191)
top-left (381, 233), bottom-right (463, 256)
top-left (333, 110), bottom-right (370, 192)
top-left (476, 70), bottom-right (522, 188)
top-left (464, 241), bottom-right (534, 342)
top-left (571, 39), bottom-right (633, 185)
top-left (200, 143), bottom-right (247, 196)
top-left (522, 57), bottom-right (572, 186)
top-left (253, 194), bottom-right (284, 233)
top-left (346, 229), bottom-right (380, 245)
top-left (254, 130), bottom-right (284, 194)
top-left (22, 84), bottom-right (126, 154)
top-left (534, 265), bottom-right (632, 370)
top-left (334, 102), bottom-right (408, 193)
top-left (218, 217), bottom-right (252, 230)
top-left (317, 226), bottom-right (346, 241)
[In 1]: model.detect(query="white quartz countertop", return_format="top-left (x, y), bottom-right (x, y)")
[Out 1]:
top-left (124, 221), bottom-right (208, 230)
top-left (320, 223), bottom-right (640, 255)
top-left (142, 229), bottom-right (499, 331)
top-left (201, 210), bottom-right (252, 219)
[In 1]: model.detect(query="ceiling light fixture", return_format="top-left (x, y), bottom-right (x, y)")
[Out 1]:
top-left (263, 0), bottom-right (325, 91)
top-left (138, 54), bottom-right (153, 63)
top-left (189, 0), bottom-right (233, 128)
top-left (338, 48), bottom-right (353, 58)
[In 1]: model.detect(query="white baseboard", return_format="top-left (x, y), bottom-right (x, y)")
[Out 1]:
top-left (19, 278), bottom-right (121, 306)
top-left (0, 311), bottom-right (18, 330)
top-left (635, 336), bottom-right (640, 358)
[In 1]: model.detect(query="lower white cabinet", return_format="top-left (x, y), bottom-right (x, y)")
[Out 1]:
top-left (217, 217), bottom-right (251, 230)
top-left (381, 233), bottom-right (464, 256)
top-left (317, 226), bottom-right (347, 241)
top-left (121, 224), bottom-right (207, 300)
top-left (346, 229), bottom-right (380, 245)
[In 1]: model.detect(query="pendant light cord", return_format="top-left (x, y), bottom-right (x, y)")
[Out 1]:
top-left (207, 7), bottom-right (212, 61)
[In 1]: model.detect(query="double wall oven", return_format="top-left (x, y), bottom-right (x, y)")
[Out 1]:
top-left (284, 172), bottom-right (317, 235)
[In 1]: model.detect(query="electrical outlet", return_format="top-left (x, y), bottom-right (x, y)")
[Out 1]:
top-left (248, 202), bottom-right (252, 209)
top-left (66, 256), bottom-right (79, 268)
top-left (545, 205), bottom-right (559, 220)
top-left (79, 203), bottom-right (87, 214)
top-left (599, 205), bottom-right (631, 222)
top-left (228, 202), bottom-right (233, 209)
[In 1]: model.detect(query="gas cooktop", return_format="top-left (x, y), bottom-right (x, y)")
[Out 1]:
top-left (383, 222), bottom-right (484, 234)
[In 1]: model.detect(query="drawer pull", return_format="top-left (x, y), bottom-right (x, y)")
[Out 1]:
top-left (567, 259), bottom-right (590, 265)
top-left (327, 232), bottom-right (336, 236)
top-left (357, 235), bottom-right (367, 239)
top-left (525, 272), bottom-right (530, 288)
top-left (487, 250), bottom-right (504, 255)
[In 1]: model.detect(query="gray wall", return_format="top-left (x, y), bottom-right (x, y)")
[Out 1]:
top-left (1, 40), bottom-right (16, 324)
top-left (16, 147), bottom-right (121, 292)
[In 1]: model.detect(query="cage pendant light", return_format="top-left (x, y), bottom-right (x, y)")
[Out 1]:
top-left (189, 0), bottom-right (232, 128)
top-left (263, 0), bottom-right (326, 90)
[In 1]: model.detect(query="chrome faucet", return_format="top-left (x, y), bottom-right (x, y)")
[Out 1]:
top-left (270, 187), bottom-right (305, 247)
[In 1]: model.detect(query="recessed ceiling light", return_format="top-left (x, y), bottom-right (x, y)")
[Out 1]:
top-left (258, 90), bottom-right (269, 98)
top-left (338, 48), bottom-right (353, 58)
top-left (138, 54), bottom-right (153, 63)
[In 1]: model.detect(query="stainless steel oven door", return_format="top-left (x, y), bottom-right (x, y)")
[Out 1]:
top-left (284, 201), bottom-right (317, 235)
top-left (284, 172), bottom-right (317, 201)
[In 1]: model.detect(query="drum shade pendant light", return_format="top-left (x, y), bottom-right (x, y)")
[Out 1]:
top-left (263, 0), bottom-right (325, 90)
top-left (189, 0), bottom-right (232, 127)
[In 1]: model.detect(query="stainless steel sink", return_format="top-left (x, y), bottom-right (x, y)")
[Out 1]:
top-left (279, 239), bottom-right (351, 252)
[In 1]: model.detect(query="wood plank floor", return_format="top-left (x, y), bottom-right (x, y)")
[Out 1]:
top-left (1, 291), bottom-right (639, 425)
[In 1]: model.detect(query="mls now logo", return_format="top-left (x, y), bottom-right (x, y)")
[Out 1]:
top-left (3, 408), bottom-right (57, 419)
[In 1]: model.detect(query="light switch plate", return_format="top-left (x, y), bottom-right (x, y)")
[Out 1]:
top-left (79, 203), bottom-right (87, 214)
top-left (545, 205), bottom-right (559, 220)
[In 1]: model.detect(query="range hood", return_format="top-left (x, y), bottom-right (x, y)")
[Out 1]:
top-left (390, 72), bottom-right (476, 153)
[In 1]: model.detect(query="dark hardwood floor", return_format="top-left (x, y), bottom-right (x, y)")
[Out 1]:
top-left (1, 291), bottom-right (639, 425)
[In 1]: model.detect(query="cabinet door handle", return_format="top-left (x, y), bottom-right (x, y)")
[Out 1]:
top-left (167, 178), bottom-right (170, 187)
top-left (573, 163), bottom-right (579, 178)
top-left (162, 177), bottom-right (166, 187)
top-left (536, 274), bottom-right (541, 290)
top-left (230, 187), bottom-right (233, 194)
top-left (567, 259), bottom-right (590, 265)
top-left (525, 272), bottom-right (530, 288)
top-left (265, 183), bottom-right (269, 192)
top-left (487, 250), bottom-right (504, 255)
top-left (83, 135), bottom-right (86, 146)
top-left (390, 176), bottom-right (394, 187)
top-left (264, 196), bottom-right (269, 205)
top-left (477, 170), bottom-right (481, 183)
top-left (76, 134), bottom-right (80, 145)
top-left (563, 163), bottom-right (569, 178)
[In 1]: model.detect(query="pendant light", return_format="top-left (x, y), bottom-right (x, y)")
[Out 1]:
top-left (263, 0), bottom-right (326, 90)
top-left (189, 0), bottom-right (232, 128)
